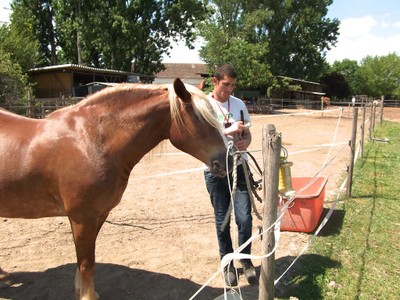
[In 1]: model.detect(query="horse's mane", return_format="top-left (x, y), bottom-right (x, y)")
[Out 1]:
top-left (167, 83), bottom-right (222, 130)
top-left (115, 82), bottom-right (220, 130)
top-left (50, 82), bottom-right (221, 131)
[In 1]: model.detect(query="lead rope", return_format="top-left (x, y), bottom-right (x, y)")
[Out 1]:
top-left (221, 149), bottom-right (263, 235)
top-left (246, 151), bottom-right (263, 203)
top-left (241, 154), bottom-right (263, 221)
top-left (220, 151), bottom-right (239, 233)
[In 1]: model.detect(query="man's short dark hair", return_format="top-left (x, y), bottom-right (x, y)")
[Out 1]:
top-left (214, 64), bottom-right (237, 80)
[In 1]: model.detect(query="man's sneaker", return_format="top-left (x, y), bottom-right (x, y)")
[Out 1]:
top-left (223, 264), bottom-right (238, 286)
top-left (241, 260), bottom-right (258, 285)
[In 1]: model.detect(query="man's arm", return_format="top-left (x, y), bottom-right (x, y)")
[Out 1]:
top-left (236, 127), bottom-right (251, 151)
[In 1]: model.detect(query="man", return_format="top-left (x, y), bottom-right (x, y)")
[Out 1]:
top-left (204, 64), bottom-right (257, 286)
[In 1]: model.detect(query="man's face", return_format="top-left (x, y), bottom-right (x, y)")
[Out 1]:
top-left (212, 75), bottom-right (237, 102)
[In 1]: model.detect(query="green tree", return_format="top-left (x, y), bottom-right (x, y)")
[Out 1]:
top-left (320, 71), bottom-right (350, 99)
top-left (10, 0), bottom-right (57, 66)
top-left (1, 4), bottom-right (43, 72)
top-left (260, 0), bottom-right (339, 81)
top-left (355, 53), bottom-right (400, 98)
top-left (198, 0), bottom-right (273, 90)
top-left (0, 23), bottom-right (36, 104)
top-left (0, 49), bottom-right (30, 104)
top-left (198, 0), bottom-right (339, 90)
top-left (330, 59), bottom-right (359, 95)
top-left (9, 0), bottom-right (208, 75)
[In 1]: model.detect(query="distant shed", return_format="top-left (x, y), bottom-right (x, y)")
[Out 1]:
top-left (155, 63), bottom-right (208, 85)
top-left (275, 76), bottom-right (325, 101)
top-left (29, 64), bottom-right (139, 98)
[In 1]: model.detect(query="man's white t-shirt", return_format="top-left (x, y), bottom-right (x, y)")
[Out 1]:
top-left (207, 94), bottom-right (251, 166)
top-left (207, 94), bottom-right (251, 130)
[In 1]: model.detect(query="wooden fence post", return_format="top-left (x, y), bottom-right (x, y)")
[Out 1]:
top-left (360, 104), bottom-right (366, 158)
top-left (372, 101), bottom-right (376, 133)
top-left (346, 107), bottom-right (358, 198)
top-left (379, 95), bottom-right (384, 124)
top-left (368, 102), bottom-right (373, 140)
top-left (26, 91), bottom-right (34, 118)
top-left (259, 124), bottom-right (281, 300)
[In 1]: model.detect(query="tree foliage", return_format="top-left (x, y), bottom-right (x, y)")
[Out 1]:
top-left (198, 1), bottom-right (273, 90)
top-left (0, 49), bottom-right (30, 103)
top-left (329, 59), bottom-right (359, 96)
top-left (325, 54), bottom-right (400, 99)
top-left (320, 71), bottom-right (350, 99)
top-left (8, 0), bottom-right (208, 75)
top-left (0, 24), bottom-right (34, 104)
top-left (1, 7), bottom-right (42, 72)
top-left (199, 0), bottom-right (339, 88)
top-left (261, 0), bottom-right (339, 81)
top-left (355, 53), bottom-right (400, 99)
top-left (10, 0), bottom-right (56, 67)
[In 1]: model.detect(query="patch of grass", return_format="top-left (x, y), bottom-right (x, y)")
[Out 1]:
top-left (276, 121), bottom-right (400, 299)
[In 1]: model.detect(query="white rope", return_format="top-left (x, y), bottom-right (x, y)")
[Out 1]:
top-left (188, 211), bottom-right (282, 300)
top-left (275, 109), bottom-right (364, 286)
top-left (277, 107), bottom-right (345, 217)
top-left (280, 149), bottom-right (346, 223)
top-left (133, 166), bottom-right (206, 180)
top-left (131, 139), bottom-right (349, 181)
top-left (274, 177), bottom-right (348, 284)
top-left (275, 140), bottom-right (362, 285)
top-left (250, 107), bottom-right (341, 119)
top-left (192, 108), bottom-right (349, 299)
top-left (286, 141), bottom-right (348, 149)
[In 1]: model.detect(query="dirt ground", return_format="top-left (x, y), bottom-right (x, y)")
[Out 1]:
top-left (1, 107), bottom-right (399, 300)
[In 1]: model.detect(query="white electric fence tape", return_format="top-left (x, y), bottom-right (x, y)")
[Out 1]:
top-left (189, 107), bottom-right (366, 299)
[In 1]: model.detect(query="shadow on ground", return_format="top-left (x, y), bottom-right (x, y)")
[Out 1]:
top-left (0, 263), bottom-right (225, 300)
top-left (317, 207), bottom-right (346, 237)
top-left (274, 254), bottom-right (341, 299)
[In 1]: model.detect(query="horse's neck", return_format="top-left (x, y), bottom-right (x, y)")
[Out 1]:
top-left (87, 95), bottom-right (172, 166)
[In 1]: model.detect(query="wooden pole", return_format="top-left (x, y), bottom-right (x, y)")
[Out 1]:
top-left (346, 107), bottom-right (358, 198)
top-left (379, 95), bottom-right (384, 124)
top-left (320, 97), bottom-right (324, 117)
top-left (27, 91), bottom-right (33, 118)
top-left (360, 104), bottom-right (366, 158)
top-left (372, 101), bottom-right (376, 133)
top-left (368, 102), bottom-right (373, 140)
top-left (259, 124), bottom-right (281, 300)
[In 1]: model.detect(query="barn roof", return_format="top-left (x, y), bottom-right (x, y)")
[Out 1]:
top-left (29, 64), bottom-right (133, 76)
top-left (156, 63), bottom-right (208, 80)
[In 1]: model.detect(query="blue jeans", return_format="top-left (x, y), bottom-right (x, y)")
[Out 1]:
top-left (204, 164), bottom-right (252, 261)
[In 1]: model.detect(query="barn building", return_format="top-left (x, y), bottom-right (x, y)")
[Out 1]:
top-left (154, 63), bottom-right (208, 85)
top-left (29, 64), bottom-right (140, 98)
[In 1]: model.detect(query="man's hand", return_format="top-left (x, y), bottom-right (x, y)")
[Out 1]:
top-left (224, 121), bottom-right (245, 136)
top-left (223, 121), bottom-right (251, 151)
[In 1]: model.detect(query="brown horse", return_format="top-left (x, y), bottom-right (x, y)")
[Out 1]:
top-left (322, 96), bottom-right (331, 108)
top-left (0, 78), bottom-right (229, 299)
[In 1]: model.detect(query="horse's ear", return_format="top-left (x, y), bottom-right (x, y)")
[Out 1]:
top-left (173, 78), bottom-right (192, 104)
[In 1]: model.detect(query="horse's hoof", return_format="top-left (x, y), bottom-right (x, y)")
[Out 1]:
top-left (0, 278), bottom-right (14, 289)
top-left (76, 291), bottom-right (100, 300)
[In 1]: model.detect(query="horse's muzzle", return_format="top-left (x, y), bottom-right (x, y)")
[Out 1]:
top-left (210, 160), bottom-right (228, 178)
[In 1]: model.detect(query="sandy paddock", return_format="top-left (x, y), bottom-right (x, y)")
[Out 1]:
top-left (1, 107), bottom-right (399, 300)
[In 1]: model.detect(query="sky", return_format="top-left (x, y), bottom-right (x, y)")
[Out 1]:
top-left (1, 0), bottom-right (399, 64)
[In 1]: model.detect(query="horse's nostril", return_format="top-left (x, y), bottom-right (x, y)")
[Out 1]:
top-left (211, 160), bottom-right (226, 178)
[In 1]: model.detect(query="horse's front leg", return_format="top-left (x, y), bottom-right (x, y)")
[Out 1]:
top-left (0, 267), bottom-right (9, 280)
top-left (0, 267), bottom-right (13, 287)
top-left (69, 214), bottom-right (107, 300)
